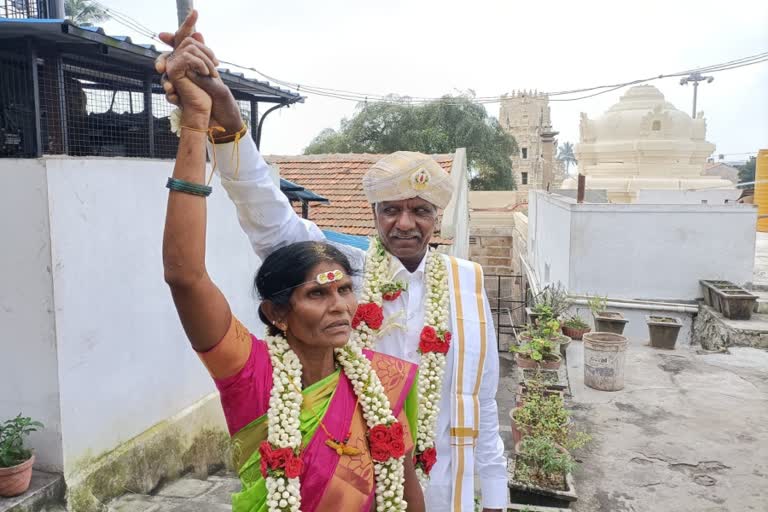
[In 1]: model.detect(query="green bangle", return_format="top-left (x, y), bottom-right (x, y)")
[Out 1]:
top-left (166, 178), bottom-right (212, 197)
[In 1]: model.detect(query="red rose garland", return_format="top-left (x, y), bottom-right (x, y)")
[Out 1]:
top-left (368, 422), bottom-right (407, 462)
top-left (352, 302), bottom-right (384, 330)
top-left (414, 447), bottom-right (437, 475)
top-left (259, 441), bottom-right (304, 479)
top-left (418, 326), bottom-right (451, 355)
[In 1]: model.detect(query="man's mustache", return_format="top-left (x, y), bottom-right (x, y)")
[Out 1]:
top-left (390, 230), bottom-right (421, 239)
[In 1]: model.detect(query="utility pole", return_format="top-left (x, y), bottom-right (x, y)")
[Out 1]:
top-left (679, 72), bottom-right (714, 119)
top-left (176, 0), bottom-right (194, 27)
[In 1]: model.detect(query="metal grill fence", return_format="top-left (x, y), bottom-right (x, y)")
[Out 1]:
top-left (0, 48), bottom-right (254, 159)
top-left (1, 0), bottom-right (47, 19)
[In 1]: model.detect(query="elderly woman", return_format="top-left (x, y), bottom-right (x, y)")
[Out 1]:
top-left (161, 40), bottom-right (425, 512)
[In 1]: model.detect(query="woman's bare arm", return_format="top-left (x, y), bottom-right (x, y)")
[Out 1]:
top-left (162, 33), bottom-right (231, 353)
top-left (403, 450), bottom-right (426, 512)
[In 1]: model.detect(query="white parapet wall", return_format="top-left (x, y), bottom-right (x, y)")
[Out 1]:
top-left (527, 190), bottom-right (757, 301)
top-left (0, 157), bottom-right (262, 478)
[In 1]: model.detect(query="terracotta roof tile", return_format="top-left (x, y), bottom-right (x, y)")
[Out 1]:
top-left (266, 153), bottom-right (454, 244)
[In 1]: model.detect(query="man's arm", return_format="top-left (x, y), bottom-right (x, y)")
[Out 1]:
top-left (211, 133), bottom-right (326, 259)
top-left (476, 287), bottom-right (508, 511)
top-left (154, 18), bottom-right (324, 259)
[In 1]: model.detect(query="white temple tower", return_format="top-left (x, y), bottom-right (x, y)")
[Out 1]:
top-left (561, 85), bottom-right (733, 202)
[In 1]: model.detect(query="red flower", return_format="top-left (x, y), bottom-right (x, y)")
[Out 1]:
top-left (352, 303), bottom-right (384, 330)
top-left (415, 447), bottom-right (437, 475)
top-left (369, 424), bottom-right (390, 444)
top-left (371, 444), bottom-right (391, 462)
top-left (389, 438), bottom-right (406, 458)
top-left (382, 290), bottom-right (402, 301)
top-left (259, 441), bottom-right (273, 477)
top-left (389, 422), bottom-right (404, 441)
top-left (443, 331), bottom-right (452, 343)
top-left (420, 326), bottom-right (438, 343)
top-left (284, 454), bottom-right (304, 478)
top-left (271, 447), bottom-right (292, 469)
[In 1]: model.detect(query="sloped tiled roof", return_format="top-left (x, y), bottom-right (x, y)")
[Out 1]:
top-left (265, 153), bottom-right (454, 242)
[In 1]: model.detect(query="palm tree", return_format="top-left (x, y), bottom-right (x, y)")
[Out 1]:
top-left (557, 141), bottom-right (577, 175)
top-left (65, 0), bottom-right (109, 26)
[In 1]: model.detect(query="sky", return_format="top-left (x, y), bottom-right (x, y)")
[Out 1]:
top-left (99, 0), bottom-right (768, 161)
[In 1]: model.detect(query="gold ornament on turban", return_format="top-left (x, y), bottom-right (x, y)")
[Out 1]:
top-left (362, 151), bottom-right (454, 209)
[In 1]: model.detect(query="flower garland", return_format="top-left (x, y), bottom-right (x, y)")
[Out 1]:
top-left (351, 237), bottom-right (451, 483)
top-left (262, 333), bottom-right (407, 512)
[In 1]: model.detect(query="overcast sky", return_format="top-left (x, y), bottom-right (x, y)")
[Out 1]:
top-left (101, 0), bottom-right (768, 160)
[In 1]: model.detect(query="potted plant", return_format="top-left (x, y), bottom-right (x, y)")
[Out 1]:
top-left (588, 295), bottom-right (628, 334)
top-left (535, 283), bottom-right (571, 320)
top-left (513, 338), bottom-right (562, 370)
top-left (515, 376), bottom-right (565, 407)
top-left (646, 315), bottom-right (683, 350)
top-left (0, 415), bottom-right (43, 497)
top-left (509, 436), bottom-right (578, 507)
top-left (561, 314), bottom-right (591, 340)
top-left (520, 368), bottom-right (565, 390)
top-left (510, 391), bottom-right (570, 445)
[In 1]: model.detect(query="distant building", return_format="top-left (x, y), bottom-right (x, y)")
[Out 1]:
top-left (500, 90), bottom-right (554, 192)
top-left (703, 162), bottom-right (739, 184)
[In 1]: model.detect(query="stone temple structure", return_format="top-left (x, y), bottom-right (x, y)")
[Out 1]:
top-left (562, 85), bottom-right (733, 202)
top-left (500, 90), bottom-right (565, 192)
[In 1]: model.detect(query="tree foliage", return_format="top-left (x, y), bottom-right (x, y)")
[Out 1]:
top-left (557, 141), bottom-right (577, 175)
top-left (737, 156), bottom-right (757, 184)
top-left (304, 94), bottom-right (519, 190)
top-left (65, 0), bottom-right (110, 26)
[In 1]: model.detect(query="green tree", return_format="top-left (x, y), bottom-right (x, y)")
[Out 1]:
top-left (305, 94), bottom-right (519, 190)
top-left (65, 0), bottom-right (110, 26)
top-left (738, 156), bottom-right (757, 184)
top-left (557, 141), bottom-right (577, 175)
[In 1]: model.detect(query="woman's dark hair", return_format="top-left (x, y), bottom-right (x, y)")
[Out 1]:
top-left (255, 241), bottom-right (355, 335)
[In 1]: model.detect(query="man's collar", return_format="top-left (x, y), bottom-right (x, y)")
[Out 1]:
top-left (390, 251), bottom-right (429, 278)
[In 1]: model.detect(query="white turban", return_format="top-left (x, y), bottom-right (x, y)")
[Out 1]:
top-left (362, 151), bottom-right (454, 209)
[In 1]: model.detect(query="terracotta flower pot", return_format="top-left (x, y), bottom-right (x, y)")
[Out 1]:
top-left (562, 324), bottom-right (590, 340)
top-left (0, 454), bottom-right (35, 497)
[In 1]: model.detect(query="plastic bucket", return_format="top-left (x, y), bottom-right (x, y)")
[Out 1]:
top-left (583, 332), bottom-right (628, 391)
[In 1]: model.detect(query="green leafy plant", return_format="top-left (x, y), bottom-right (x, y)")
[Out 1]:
top-left (534, 283), bottom-right (571, 319)
top-left (515, 436), bottom-right (575, 490)
top-left (587, 295), bottom-right (608, 316)
top-left (513, 393), bottom-right (569, 443)
top-left (0, 414), bottom-right (43, 468)
top-left (513, 338), bottom-right (560, 362)
top-left (563, 314), bottom-right (589, 330)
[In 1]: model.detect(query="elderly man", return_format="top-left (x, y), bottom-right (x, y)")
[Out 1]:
top-left (157, 15), bottom-right (507, 511)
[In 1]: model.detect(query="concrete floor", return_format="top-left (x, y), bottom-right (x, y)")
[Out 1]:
top-left (564, 341), bottom-right (768, 512)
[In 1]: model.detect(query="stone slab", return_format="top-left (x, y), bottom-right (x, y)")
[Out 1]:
top-left (693, 305), bottom-right (768, 350)
top-left (0, 471), bottom-right (64, 512)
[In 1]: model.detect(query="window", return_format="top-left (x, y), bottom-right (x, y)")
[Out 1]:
top-left (522, 147), bottom-right (528, 159)
top-left (652, 120), bottom-right (661, 131)
top-left (521, 172), bottom-right (528, 185)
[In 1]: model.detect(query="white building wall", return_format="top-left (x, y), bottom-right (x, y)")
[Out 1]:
top-left (1, 157), bottom-right (261, 474)
top-left (0, 160), bottom-right (63, 472)
top-left (529, 191), bottom-right (757, 301)
top-left (527, 190), bottom-right (572, 290)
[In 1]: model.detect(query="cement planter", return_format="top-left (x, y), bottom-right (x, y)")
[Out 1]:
top-left (520, 368), bottom-right (566, 390)
top-left (593, 311), bottom-right (628, 334)
top-left (647, 316), bottom-right (682, 350)
top-left (508, 444), bottom-right (578, 508)
top-left (515, 384), bottom-right (565, 407)
top-left (0, 455), bottom-right (34, 497)
top-left (715, 289), bottom-right (757, 320)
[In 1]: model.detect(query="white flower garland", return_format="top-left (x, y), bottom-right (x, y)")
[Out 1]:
top-left (352, 237), bottom-right (451, 483)
top-left (264, 334), bottom-right (407, 512)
